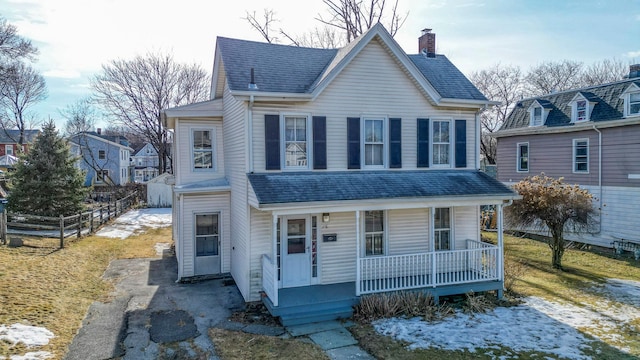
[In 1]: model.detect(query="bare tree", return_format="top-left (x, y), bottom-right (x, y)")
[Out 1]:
top-left (60, 97), bottom-right (97, 136)
top-left (0, 61), bottom-right (47, 145)
top-left (91, 52), bottom-right (209, 174)
top-left (525, 60), bottom-right (584, 96)
top-left (579, 58), bottom-right (629, 87)
top-left (244, 9), bottom-right (280, 44)
top-left (0, 17), bottom-right (38, 61)
top-left (470, 64), bottom-right (525, 164)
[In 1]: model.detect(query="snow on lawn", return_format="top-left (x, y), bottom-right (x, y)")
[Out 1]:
top-left (0, 324), bottom-right (54, 360)
top-left (374, 279), bottom-right (640, 360)
top-left (96, 208), bottom-right (172, 239)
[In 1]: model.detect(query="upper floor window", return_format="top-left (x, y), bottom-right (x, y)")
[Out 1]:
top-left (517, 142), bottom-right (529, 172)
top-left (192, 129), bottom-right (213, 170)
top-left (573, 139), bottom-right (589, 173)
top-left (364, 210), bottom-right (385, 256)
top-left (629, 92), bottom-right (640, 116)
top-left (531, 106), bottom-right (543, 126)
top-left (98, 150), bottom-right (106, 160)
top-left (575, 100), bottom-right (587, 122)
top-left (434, 207), bottom-right (451, 251)
top-left (284, 116), bottom-right (308, 169)
top-left (432, 120), bottom-right (451, 166)
top-left (363, 118), bottom-right (385, 167)
top-left (5, 145), bottom-right (13, 156)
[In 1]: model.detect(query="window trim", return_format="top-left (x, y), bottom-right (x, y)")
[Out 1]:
top-left (96, 169), bottom-right (109, 184)
top-left (194, 212), bottom-right (220, 257)
top-left (363, 210), bottom-right (387, 257)
top-left (98, 149), bottom-right (106, 160)
top-left (516, 142), bottom-right (529, 173)
top-left (430, 118), bottom-right (453, 168)
top-left (281, 114), bottom-right (311, 170)
top-left (432, 207), bottom-right (453, 251)
top-left (573, 138), bottom-right (589, 174)
top-left (361, 116), bottom-right (388, 169)
top-left (191, 127), bottom-right (216, 172)
top-left (626, 92), bottom-right (640, 117)
top-left (530, 106), bottom-right (543, 126)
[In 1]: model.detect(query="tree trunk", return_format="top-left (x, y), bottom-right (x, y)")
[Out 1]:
top-left (549, 227), bottom-right (565, 270)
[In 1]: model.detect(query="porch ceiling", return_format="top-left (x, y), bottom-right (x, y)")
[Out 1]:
top-left (248, 170), bottom-right (517, 211)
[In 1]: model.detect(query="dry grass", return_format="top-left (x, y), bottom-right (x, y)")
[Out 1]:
top-left (0, 226), bottom-right (172, 359)
top-left (208, 328), bottom-right (328, 360)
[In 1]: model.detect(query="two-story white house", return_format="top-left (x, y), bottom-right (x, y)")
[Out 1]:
top-left (131, 142), bottom-right (160, 183)
top-left (164, 25), bottom-right (518, 325)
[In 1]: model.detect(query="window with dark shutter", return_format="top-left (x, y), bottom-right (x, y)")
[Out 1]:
top-left (347, 117), bottom-right (360, 169)
top-left (389, 118), bottom-right (401, 168)
top-left (313, 116), bottom-right (326, 169)
top-left (455, 119), bottom-right (467, 168)
top-left (265, 114), bottom-right (280, 170)
top-left (417, 118), bottom-right (429, 168)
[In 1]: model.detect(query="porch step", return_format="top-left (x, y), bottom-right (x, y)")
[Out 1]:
top-left (280, 309), bottom-right (354, 327)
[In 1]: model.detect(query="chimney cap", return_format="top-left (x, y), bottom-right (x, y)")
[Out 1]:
top-left (421, 28), bottom-right (432, 35)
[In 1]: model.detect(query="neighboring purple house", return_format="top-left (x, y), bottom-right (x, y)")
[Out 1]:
top-left (494, 65), bottom-right (640, 248)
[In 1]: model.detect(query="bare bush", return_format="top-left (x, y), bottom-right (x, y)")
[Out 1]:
top-left (504, 254), bottom-right (527, 292)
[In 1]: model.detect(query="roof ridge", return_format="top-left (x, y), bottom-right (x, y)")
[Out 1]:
top-left (518, 77), bottom-right (640, 102)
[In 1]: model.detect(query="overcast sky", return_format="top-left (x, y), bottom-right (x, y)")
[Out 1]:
top-left (1, 0), bottom-right (638, 130)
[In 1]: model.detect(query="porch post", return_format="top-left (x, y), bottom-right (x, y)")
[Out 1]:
top-left (355, 210), bottom-right (361, 296)
top-left (497, 204), bottom-right (504, 282)
top-left (272, 213), bottom-right (279, 306)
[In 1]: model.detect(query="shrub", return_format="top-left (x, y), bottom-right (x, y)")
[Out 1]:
top-left (504, 253), bottom-right (527, 292)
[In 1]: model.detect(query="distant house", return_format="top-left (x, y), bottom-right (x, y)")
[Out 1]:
top-left (0, 129), bottom-right (40, 156)
top-left (131, 142), bottom-right (160, 183)
top-left (163, 25), bottom-right (517, 325)
top-left (494, 65), bottom-right (640, 248)
top-left (69, 130), bottom-right (133, 186)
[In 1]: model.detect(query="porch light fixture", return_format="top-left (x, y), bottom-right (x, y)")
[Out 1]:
top-left (322, 213), bottom-right (330, 223)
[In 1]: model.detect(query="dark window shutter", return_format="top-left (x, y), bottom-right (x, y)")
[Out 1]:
top-left (347, 117), bottom-right (360, 169)
top-left (313, 116), bottom-right (327, 169)
top-left (265, 114), bottom-right (280, 170)
top-left (417, 118), bottom-right (430, 168)
top-left (389, 118), bottom-right (402, 168)
top-left (455, 119), bottom-right (467, 168)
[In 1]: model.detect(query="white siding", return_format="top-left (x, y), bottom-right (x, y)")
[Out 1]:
top-left (387, 208), bottom-right (430, 255)
top-left (250, 39), bottom-right (478, 172)
top-left (319, 211), bottom-right (358, 284)
top-left (222, 84), bottom-right (251, 300)
top-left (174, 119), bottom-right (225, 185)
top-left (178, 193), bottom-right (231, 276)
top-left (249, 208), bottom-right (273, 301)
top-left (454, 206), bottom-right (479, 249)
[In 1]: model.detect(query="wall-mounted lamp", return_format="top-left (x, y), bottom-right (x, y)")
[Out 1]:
top-left (322, 213), bottom-right (330, 223)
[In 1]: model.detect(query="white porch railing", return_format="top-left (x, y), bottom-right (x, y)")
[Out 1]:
top-left (261, 254), bottom-right (278, 306)
top-left (358, 240), bottom-right (499, 295)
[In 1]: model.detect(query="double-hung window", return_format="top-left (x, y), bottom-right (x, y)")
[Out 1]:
top-left (5, 145), bottom-right (13, 156)
top-left (517, 142), bottom-right (529, 172)
top-left (363, 118), bottom-right (384, 167)
top-left (629, 93), bottom-right (640, 116)
top-left (434, 207), bottom-right (451, 251)
top-left (195, 214), bottom-right (219, 257)
top-left (573, 139), bottom-right (589, 173)
top-left (576, 100), bottom-right (587, 122)
top-left (96, 169), bottom-right (109, 183)
top-left (98, 150), bottom-right (106, 160)
top-left (531, 106), bottom-right (543, 126)
top-left (193, 129), bottom-right (213, 170)
top-left (284, 116), bottom-right (308, 168)
top-left (365, 210), bottom-right (384, 256)
top-left (432, 120), bottom-right (451, 166)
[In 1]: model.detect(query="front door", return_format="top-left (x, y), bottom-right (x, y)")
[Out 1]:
top-left (282, 216), bottom-right (311, 287)
top-left (194, 213), bottom-right (221, 275)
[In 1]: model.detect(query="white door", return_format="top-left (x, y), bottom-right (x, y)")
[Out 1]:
top-left (194, 213), bottom-right (221, 275)
top-left (282, 216), bottom-right (311, 287)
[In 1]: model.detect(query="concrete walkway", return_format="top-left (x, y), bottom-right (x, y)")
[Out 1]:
top-left (286, 321), bottom-right (374, 360)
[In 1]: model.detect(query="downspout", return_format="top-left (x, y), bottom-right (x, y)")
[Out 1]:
top-left (475, 106), bottom-right (484, 170)
top-left (248, 95), bottom-right (255, 173)
top-left (497, 199), bottom-right (513, 295)
top-left (592, 125), bottom-right (602, 234)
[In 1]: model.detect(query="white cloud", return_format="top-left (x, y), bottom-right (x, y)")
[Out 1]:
top-left (626, 50), bottom-right (640, 58)
top-left (43, 69), bottom-right (81, 79)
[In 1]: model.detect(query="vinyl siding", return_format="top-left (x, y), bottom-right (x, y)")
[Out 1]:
top-left (319, 211), bottom-right (358, 284)
top-left (387, 208), bottom-right (430, 255)
top-left (222, 84), bottom-right (251, 300)
top-left (454, 206), bottom-right (479, 249)
top-left (250, 39), bottom-right (478, 172)
top-left (174, 119), bottom-right (225, 184)
top-left (249, 208), bottom-right (273, 301)
top-left (178, 193), bottom-right (231, 276)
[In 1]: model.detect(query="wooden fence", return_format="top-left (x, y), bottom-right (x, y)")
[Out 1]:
top-left (0, 191), bottom-right (139, 248)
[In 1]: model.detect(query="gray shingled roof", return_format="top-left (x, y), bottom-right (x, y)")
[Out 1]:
top-left (0, 129), bottom-right (40, 143)
top-left (501, 79), bottom-right (640, 130)
top-left (248, 170), bottom-right (515, 205)
top-left (217, 35), bottom-right (486, 101)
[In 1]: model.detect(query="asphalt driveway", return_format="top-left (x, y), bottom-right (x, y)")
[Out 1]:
top-left (64, 250), bottom-right (244, 360)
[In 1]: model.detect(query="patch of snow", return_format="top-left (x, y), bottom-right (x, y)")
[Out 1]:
top-left (10, 351), bottom-right (53, 360)
top-left (374, 279), bottom-right (640, 359)
top-left (154, 242), bottom-right (171, 255)
top-left (96, 208), bottom-right (172, 239)
top-left (0, 324), bottom-right (54, 348)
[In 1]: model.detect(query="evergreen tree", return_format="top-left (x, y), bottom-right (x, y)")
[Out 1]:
top-left (7, 120), bottom-right (89, 216)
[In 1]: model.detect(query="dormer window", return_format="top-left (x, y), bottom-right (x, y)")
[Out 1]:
top-left (620, 83), bottom-right (640, 117)
top-left (576, 100), bottom-right (587, 122)
top-left (569, 93), bottom-right (596, 123)
top-left (528, 100), bottom-right (551, 127)
top-left (532, 107), bottom-right (542, 125)
top-left (630, 92), bottom-right (640, 115)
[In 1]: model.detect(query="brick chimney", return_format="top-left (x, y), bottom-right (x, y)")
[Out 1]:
top-left (97, 128), bottom-right (102, 135)
top-left (629, 64), bottom-right (640, 79)
top-left (418, 28), bottom-right (436, 58)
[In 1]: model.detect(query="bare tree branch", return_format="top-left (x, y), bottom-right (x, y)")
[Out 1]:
top-left (59, 97), bottom-right (97, 136)
top-left (244, 9), bottom-right (279, 43)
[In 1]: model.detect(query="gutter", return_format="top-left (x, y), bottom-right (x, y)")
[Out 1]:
top-left (592, 125), bottom-right (603, 234)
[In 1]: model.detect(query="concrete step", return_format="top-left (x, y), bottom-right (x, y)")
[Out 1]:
top-left (279, 308), bottom-right (353, 326)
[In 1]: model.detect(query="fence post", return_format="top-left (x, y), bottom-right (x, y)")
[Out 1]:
top-left (77, 211), bottom-right (82, 239)
top-left (59, 215), bottom-right (64, 249)
top-left (1, 209), bottom-right (6, 245)
top-left (90, 209), bottom-right (94, 233)
top-left (100, 206), bottom-right (103, 224)
top-left (107, 204), bottom-right (111, 221)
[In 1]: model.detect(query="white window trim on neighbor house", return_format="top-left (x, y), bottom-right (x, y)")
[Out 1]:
top-left (363, 210), bottom-right (386, 256)
top-left (433, 207), bottom-right (453, 251)
top-left (528, 100), bottom-right (551, 127)
top-left (281, 114), bottom-right (311, 170)
top-left (573, 138), bottom-right (589, 174)
top-left (517, 142), bottom-right (529, 172)
top-left (98, 150), bottom-right (106, 160)
top-left (96, 169), bottom-right (109, 184)
top-left (620, 83), bottom-right (640, 118)
top-left (5, 145), bottom-right (12, 156)
top-left (191, 128), bottom-right (215, 171)
top-left (361, 116), bottom-right (387, 169)
top-left (568, 93), bottom-right (595, 123)
top-left (431, 118), bottom-right (453, 168)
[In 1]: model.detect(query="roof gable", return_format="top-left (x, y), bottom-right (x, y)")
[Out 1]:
top-left (0, 129), bottom-right (40, 144)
